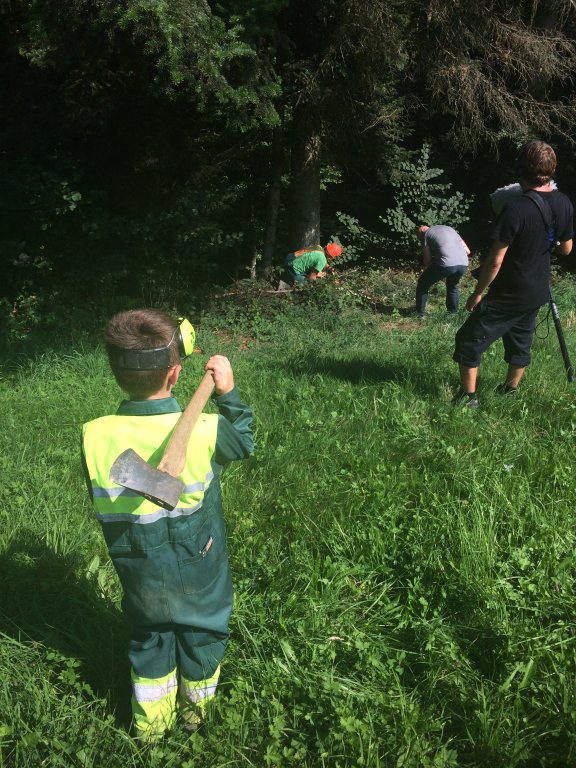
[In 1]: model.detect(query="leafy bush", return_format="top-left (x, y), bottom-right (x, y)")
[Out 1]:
top-left (333, 212), bottom-right (389, 264)
top-left (333, 144), bottom-right (472, 264)
top-left (380, 143), bottom-right (473, 253)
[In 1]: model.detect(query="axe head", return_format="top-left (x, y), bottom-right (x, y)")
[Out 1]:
top-left (109, 448), bottom-right (185, 512)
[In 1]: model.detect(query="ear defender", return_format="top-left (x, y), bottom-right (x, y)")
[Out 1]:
top-left (108, 317), bottom-right (196, 370)
top-left (177, 317), bottom-right (195, 358)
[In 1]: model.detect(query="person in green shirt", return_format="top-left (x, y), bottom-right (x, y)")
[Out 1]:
top-left (283, 242), bottom-right (342, 285)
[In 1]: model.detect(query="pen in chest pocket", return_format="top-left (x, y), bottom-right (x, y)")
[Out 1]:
top-left (200, 537), bottom-right (214, 557)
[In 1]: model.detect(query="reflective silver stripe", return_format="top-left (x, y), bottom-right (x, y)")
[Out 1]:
top-left (186, 477), bottom-right (215, 493)
top-left (96, 501), bottom-right (203, 525)
top-left (93, 487), bottom-right (129, 498)
top-left (133, 675), bottom-right (178, 703)
top-left (181, 681), bottom-right (217, 704)
top-left (94, 474), bottom-right (214, 499)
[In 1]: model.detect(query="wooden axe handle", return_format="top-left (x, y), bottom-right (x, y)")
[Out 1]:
top-left (157, 370), bottom-right (215, 478)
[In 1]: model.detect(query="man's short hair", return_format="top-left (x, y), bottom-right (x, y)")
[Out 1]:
top-left (517, 140), bottom-right (557, 186)
top-left (105, 309), bottom-right (180, 398)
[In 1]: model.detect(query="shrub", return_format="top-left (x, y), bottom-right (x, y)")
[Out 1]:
top-left (333, 144), bottom-right (473, 264)
top-left (380, 143), bottom-right (473, 254)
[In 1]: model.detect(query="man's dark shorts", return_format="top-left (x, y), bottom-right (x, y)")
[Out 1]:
top-left (453, 301), bottom-right (541, 368)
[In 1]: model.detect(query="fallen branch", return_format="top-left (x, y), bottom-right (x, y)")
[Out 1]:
top-left (210, 289), bottom-right (292, 299)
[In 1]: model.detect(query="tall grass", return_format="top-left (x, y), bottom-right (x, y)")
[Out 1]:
top-left (1, 270), bottom-right (575, 766)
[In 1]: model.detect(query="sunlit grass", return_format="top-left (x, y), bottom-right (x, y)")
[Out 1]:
top-left (1, 272), bottom-right (576, 766)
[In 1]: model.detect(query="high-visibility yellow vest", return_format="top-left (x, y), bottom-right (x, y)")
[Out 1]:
top-left (82, 412), bottom-right (219, 525)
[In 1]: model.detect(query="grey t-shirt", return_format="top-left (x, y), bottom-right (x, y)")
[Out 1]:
top-left (424, 225), bottom-right (469, 268)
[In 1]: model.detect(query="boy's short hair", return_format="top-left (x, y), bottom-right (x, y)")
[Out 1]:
top-left (105, 309), bottom-right (180, 399)
top-left (517, 140), bottom-right (557, 186)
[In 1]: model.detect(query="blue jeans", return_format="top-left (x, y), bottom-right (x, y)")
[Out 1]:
top-left (283, 254), bottom-right (308, 285)
top-left (416, 264), bottom-right (467, 316)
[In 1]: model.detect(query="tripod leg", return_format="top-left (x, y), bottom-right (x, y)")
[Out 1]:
top-left (549, 291), bottom-right (575, 383)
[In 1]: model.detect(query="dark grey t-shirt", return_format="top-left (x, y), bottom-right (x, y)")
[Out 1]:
top-left (424, 225), bottom-right (469, 268)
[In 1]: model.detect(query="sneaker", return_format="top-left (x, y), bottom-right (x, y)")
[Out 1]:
top-left (495, 383), bottom-right (517, 395)
top-left (452, 390), bottom-right (479, 409)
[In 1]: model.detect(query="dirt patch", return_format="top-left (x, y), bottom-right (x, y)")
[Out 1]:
top-left (378, 320), bottom-right (422, 331)
top-left (212, 329), bottom-right (256, 351)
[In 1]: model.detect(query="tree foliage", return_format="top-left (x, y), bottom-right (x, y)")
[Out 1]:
top-left (336, 144), bottom-right (473, 259)
top-left (1, 0), bottom-right (576, 333)
top-left (381, 144), bottom-right (472, 252)
top-left (413, 0), bottom-right (576, 149)
top-left (279, 0), bottom-right (412, 247)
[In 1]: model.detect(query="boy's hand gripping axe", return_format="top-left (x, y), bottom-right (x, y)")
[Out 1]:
top-left (109, 371), bottom-right (215, 511)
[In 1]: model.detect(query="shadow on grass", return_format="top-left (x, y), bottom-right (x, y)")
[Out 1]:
top-left (0, 537), bottom-right (132, 727)
top-left (283, 352), bottom-right (440, 397)
top-left (0, 328), bottom-right (97, 369)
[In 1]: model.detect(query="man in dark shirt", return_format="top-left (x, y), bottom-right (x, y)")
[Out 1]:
top-left (453, 141), bottom-right (574, 406)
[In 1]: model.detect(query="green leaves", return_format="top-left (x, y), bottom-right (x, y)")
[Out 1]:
top-left (335, 212), bottom-right (389, 264)
top-left (380, 143), bottom-right (473, 254)
top-left (333, 143), bottom-right (473, 263)
top-left (114, 0), bottom-right (281, 128)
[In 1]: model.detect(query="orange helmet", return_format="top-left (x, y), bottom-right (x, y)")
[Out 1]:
top-left (325, 243), bottom-right (342, 259)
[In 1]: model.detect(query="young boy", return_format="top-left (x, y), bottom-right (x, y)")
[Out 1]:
top-left (81, 308), bottom-right (253, 742)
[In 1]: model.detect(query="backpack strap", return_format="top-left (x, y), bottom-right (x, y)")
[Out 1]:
top-left (523, 190), bottom-right (556, 247)
top-left (293, 246), bottom-right (323, 259)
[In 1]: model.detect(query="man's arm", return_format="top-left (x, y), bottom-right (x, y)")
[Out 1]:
top-left (420, 244), bottom-right (432, 267)
top-left (213, 391), bottom-right (254, 464)
top-left (307, 252), bottom-right (328, 281)
top-left (466, 240), bottom-right (508, 312)
top-left (556, 239), bottom-right (573, 257)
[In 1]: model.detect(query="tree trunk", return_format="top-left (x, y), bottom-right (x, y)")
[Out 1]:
top-left (247, 195), bottom-right (258, 280)
top-left (261, 128), bottom-right (284, 271)
top-left (529, 0), bottom-right (565, 98)
top-left (289, 101), bottom-right (321, 250)
top-left (533, 0), bottom-right (563, 32)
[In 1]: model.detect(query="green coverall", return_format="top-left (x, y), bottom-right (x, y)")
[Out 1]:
top-left (82, 389), bottom-right (253, 739)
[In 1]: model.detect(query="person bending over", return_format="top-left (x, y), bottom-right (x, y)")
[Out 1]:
top-left (283, 242), bottom-right (342, 285)
top-left (415, 224), bottom-right (470, 317)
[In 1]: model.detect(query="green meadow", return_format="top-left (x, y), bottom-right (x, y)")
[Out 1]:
top-left (1, 269), bottom-right (576, 767)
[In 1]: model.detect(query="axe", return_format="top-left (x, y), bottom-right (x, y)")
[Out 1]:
top-left (109, 371), bottom-right (215, 511)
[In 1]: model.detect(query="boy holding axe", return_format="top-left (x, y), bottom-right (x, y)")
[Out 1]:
top-left (81, 309), bottom-right (253, 743)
